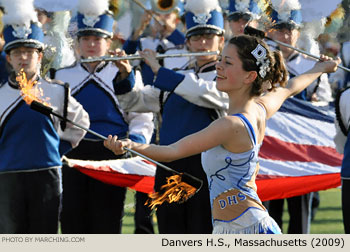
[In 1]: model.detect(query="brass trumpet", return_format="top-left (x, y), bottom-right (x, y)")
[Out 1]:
top-left (80, 51), bottom-right (220, 63)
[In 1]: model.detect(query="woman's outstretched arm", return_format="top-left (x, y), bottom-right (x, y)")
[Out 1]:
top-left (104, 115), bottom-right (249, 162)
top-left (257, 55), bottom-right (341, 119)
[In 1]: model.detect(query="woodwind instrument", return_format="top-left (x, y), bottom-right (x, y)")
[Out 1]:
top-left (80, 51), bottom-right (220, 63)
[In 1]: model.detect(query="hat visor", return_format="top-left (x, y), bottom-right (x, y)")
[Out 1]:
top-left (5, 42), bottom-right (43, 54)
top-left (227, 12), bottom-right (252, 22)
top-left (186, 28), bottom-right (223, 38)
top-left (272, 22), bottom-right (300, 31)
top-left (77, 30), bottom-right (112, 39)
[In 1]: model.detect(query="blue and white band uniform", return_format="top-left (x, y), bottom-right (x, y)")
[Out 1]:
top-left (329, 41), bottom-right (350, 89)
top-left (334, 88), bottom-right (350, 179)
top-left (201, 113), bottom-right (281, 234)
top-left (226, 0), bottom-right (264, 20)
top-left (285, 52), bottom-right (333, 103)
top-left (0, 77), bottom-right (89, 173)
top-left (123, 29), bottom-right (186, 85)
top-left (115, 58), bottom-right (223, 235)
top-left (116, 62), bottom-right (228, 143)
top-left (54, 61), bottom-right (154, 143)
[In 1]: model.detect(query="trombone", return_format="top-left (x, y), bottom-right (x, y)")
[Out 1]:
top-left (131, 0), bottom-right (164, 27)
top-left (131, 0), bottom-right (179, 27)
top-left (80, 51), bottom-right (220, 63)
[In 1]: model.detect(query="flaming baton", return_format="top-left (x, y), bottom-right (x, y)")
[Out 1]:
top-left (17, 70), bottom-right (203, 209)
top-left (16, 70), bottom-right (51, 106)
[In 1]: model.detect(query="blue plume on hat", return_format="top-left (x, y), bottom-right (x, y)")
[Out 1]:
top-left (2, 0), bottom-right (44, 53)
top-left (76, 0), bottom-right (114, 38)
top-left (270, 0), bottom-right (302, 28)
top-left (227, 0), bottom-right (264, 20)
top-left (184, 0), bottom-right (224, 38)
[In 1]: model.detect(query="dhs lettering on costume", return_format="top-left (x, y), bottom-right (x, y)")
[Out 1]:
top-left (219, 192), bottom-right (246, 209)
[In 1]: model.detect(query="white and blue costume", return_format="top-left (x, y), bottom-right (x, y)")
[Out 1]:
top-left (0, 77), bottom-right (89, 173)
top-left (53, 0), bottom-right (154, 234)
top-left (0, 75), bottom-right (89, 233)
top-left (329, 41), bottom-right (350, 90)
top-left (334, 87), bottom-right (350, 179)
top-left (117, 61), bottom-right (223, 233)
top-left (0, 0), bottom-right (89, 234)
top-left (334, 87), bottom-right (350, 233)
top-left (117, 62), bottom-right (228, 114)
top-left (123, 29), bottom-right (186, 85)
top-left (286, 52), bottom-right (333, 102)
top-left (265, 2), bottom-right (333, 233)
top-left (202, 112), bottom-right (281, 234)
top-left (53, 60), bottom-right (153, 234)
top-left (123, 27), bottom-right (187, 234)
top-left (117, 62), bottom-right (224, 151)
top-left (116, 0), bottom-right (228, 233)
top-left (54, 61), bottom-right (153, 143)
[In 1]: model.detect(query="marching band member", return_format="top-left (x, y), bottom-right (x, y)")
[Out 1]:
top-left (0, 0), bottom-right (89, 234)
top-left (122, 2), bottom-right (186, 234)
top-left (0, 8), bottom-right (8, 85)
top-left (115, 0), bottom-right (227, 234)
top-left (322, 5), bottom-right (347, 93)
top-left (105, 35), bottom-right (340, 234)
top-left (264, 0), bottom-right (333, 234)
top-left (225, 0), bottom-right (266, 37)
top-left (330, 41), bottom-right (350, 90)
top-left (52, 0), bottom-right (153, 234)
top-left (334, 86), bottom-right (350, 234)
top-left (123, 3), bottom-right (186, 85)
top-left (332, 5), bottom-right (350, 229)
top-left (267, 1), bottom-right (333, 103)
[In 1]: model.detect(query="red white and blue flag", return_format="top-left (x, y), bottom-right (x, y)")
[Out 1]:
top-left (257, 98), bottom-right (342, 201)
top-left (67, 157), bottom-right (156, 194)
top-left (68, 98), bottom-right (342, 199)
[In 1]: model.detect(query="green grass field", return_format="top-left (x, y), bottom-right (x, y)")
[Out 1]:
top-left (121, 188), bottom-right (344, 234)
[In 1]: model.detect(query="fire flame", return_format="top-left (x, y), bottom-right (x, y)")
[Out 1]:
top-left (16, 69), bottom-right (50, 106)
top-left (146, 174), bottom-right (197, 210)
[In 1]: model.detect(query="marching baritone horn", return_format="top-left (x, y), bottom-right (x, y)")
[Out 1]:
top-left (80, 51), bottom-right (220, 63)
top-left (151, 0), bottom-right (179, 14)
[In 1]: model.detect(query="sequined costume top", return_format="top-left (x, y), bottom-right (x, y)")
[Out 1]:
top-left (201, 113), bottom-right (281, 234)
